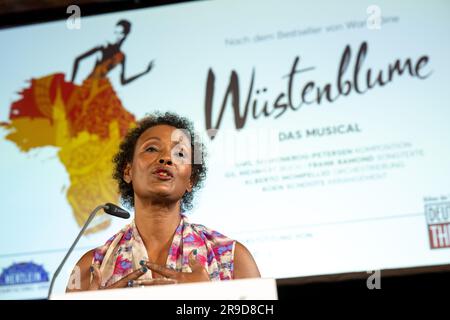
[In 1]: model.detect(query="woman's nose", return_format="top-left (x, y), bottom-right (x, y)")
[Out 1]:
top-left (159, 158), bottom-right (172, 165)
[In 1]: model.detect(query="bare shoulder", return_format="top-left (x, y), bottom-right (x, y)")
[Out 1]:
top-left (233, 241), bottom-right (261, 279)
top-left (65, 249), bottom-right (95, 292)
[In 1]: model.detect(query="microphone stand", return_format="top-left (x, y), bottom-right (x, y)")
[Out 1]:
top-left (47, 204), bottom-right (107, 300)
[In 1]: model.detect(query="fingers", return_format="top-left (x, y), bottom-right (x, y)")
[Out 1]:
top-left (88, 264), bottom-right (102, 290)
top-left (188, 250), bottom-right (210, 282)
top-left (88, 263), bottom-right (172, 290)
top-left (146, 252), bottom-right (210, 284)
top-left (107, 266), bottom-right (149, 289)
top-left (188, 249), bottom-right (203, 272)
top-left (146, 262), bottom-right (178, 279)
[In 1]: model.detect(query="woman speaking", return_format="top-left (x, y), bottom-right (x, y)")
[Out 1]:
top-left (66, 111), bottom-right (260, 291)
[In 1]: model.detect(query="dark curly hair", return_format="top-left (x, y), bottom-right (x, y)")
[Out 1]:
top-left (112, 111), bottom-right (207, 213)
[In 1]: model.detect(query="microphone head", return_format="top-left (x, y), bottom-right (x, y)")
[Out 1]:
top-left (103, 203), bottom-right (130, 219)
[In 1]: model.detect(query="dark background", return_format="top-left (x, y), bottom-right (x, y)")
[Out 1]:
top-left (0, 0), bottom-right (190, 29)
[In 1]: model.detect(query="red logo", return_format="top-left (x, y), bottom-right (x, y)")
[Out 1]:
top-left (425, 201), bottom-right (450, 249)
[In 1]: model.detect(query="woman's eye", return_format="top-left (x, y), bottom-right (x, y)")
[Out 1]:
top-left (146, 146), bottom-right (158, 152)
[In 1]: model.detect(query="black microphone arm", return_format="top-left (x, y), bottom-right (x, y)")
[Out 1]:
top-left (47, 203), bottom-right (130, 300)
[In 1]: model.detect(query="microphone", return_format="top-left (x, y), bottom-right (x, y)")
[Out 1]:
top-left (47, 203), bottom-right (130, 300)
top-left (104, 202), bottom-right (130, 219)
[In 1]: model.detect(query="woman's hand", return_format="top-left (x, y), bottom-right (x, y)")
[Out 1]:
top-left (146, 250), bottom-right (210, 284)
top-left (88, 264), bottom-right (176, 290)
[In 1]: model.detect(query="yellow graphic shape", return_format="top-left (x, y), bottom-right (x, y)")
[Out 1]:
top-left (2, 80), bottom-right (133, 235)
top-left (54, 89), bottom-right (126, 234)
top-left (3, 118), bottom-right (56, 152)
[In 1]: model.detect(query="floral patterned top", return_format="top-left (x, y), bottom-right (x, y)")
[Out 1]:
top-left (92, 214), bottom-right (236, 287)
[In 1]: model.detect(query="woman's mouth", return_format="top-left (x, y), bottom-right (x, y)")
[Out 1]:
top-left (152, 168), bottom-right (174, 180)
top-left (153, 172), bottom-right (173, 180)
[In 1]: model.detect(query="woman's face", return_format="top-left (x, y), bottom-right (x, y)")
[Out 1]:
top-left (124, 125), bottom-right (193, 207)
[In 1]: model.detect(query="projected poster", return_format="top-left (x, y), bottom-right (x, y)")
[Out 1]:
top-left (1, 0), bottom-right (449, 299)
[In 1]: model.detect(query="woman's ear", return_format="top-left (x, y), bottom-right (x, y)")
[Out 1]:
top-left (123, 163), bottom-right (132, 184)
top-left (186, 178), bottom-right (194, 193)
